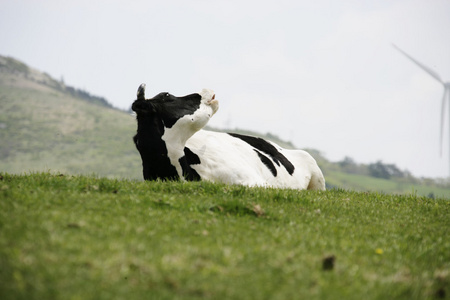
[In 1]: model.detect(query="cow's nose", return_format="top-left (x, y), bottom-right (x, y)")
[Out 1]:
top-left (209, 99), bottom-right (219, 115)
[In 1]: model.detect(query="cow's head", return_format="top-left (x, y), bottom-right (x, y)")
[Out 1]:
top-left (132, 84), bottom-right (219, 132)
top-left (132, 84), bottom-right (219, 181)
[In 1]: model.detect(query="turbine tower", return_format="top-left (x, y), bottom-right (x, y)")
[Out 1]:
top-left (393, 44), bottom-right (450, 176)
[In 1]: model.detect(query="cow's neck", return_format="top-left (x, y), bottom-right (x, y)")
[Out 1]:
top-left (161, 125), bottom-right (195, 180)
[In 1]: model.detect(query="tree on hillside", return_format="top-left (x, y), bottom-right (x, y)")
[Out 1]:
top-left (368, 161), bottom-right (404, 179)
top-left (339, 156), bottom-right (358, 173)
top-left (338, 156), bottom-right (369, 175)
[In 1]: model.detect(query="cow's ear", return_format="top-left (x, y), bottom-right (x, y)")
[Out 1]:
top-left (132, 100), bottom-right (155, 115)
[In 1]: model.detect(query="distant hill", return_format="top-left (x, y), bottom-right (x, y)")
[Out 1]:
top-left (0, 55), bottom-right (142, 179)
top-left (1, 55), bottom-right (449, 198)
top-left (0, 56), bottom-right (113, 108)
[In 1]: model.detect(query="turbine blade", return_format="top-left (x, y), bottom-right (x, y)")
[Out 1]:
top-left (392, 44), bottom-right (444, 84)
top-left (440, 88), bottom-right (448, 157)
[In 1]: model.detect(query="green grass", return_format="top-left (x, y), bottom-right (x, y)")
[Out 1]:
top-left (1, 173), bottom-right (448, 300)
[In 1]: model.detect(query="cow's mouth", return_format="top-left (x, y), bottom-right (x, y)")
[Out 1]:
top-left (207, 94), bottom-right (219, 115)
top-left (200, 89), bottom-right (219, 115)
top-left (207, 94), bottom-right (216, 105)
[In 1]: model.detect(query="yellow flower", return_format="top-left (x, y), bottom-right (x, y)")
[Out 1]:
top-left (375, 248), bottom-right (384, 255)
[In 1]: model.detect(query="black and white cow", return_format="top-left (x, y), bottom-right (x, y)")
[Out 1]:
top-left (132, 84), bottom-right (325, 190)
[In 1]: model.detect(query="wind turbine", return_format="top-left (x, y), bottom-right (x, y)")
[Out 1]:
top-left (393, 44), bottom-right (450, 176)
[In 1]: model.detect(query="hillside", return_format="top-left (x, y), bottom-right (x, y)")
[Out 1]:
top-left (0, 55), bottom-right (142, 179)
top-left (1, 55), bottom-right (449, 198)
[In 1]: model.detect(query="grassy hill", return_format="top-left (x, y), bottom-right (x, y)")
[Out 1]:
top-left (1, 54), bottom-right (449, 197)
top-left (0, 173), bottom-right (448, 299)
top-left (0, 55), bottom-right (142, 179)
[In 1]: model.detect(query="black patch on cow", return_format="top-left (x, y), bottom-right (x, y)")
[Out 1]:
top-left (150, 93), bottom-right (202, 128)
top-left (228, 133), bottom-right (295, 175)
top-left (179, 159), bottom-right (201, 181)
top-left (132, 92), bottom-right (202, 128)
top-left (254, 150), bottom-right (277, 177)
top-left (178, 147), bottom-right (201, 181)
top-left (184, 147), bottom-right (201, 165)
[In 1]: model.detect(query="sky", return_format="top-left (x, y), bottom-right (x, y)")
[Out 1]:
top-left (1, 0), bottom-right (450, 178)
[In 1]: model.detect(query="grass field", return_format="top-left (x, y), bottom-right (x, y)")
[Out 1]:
top-left (325, 171), bottom-right (450, 199)
top-left (0, 173), bottom-right (448, 300)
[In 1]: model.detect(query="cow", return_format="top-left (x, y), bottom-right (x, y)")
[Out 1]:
top-left (132, 84), bottom-right (325, 190)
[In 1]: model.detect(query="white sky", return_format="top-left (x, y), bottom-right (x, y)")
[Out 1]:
top-left (1, 0), bottom-right (450, 178)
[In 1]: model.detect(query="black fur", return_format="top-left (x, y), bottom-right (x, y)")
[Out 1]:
top-left (147, 92), bottom-right (202, 128)
top-left (179, 147), bottom-right (201, 181)
top-left (132, 112), bottom-right (178, 181)
top-left (254, 150), bottom-right (277, 176)
top-left (229, 133), bottom-right (295, 176)
top-left (184, 147), bottom-right (201, 165)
